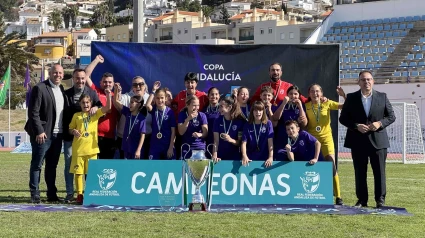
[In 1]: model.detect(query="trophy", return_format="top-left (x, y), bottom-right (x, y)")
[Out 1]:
top-left (181, 143), bottom-right (214, 212)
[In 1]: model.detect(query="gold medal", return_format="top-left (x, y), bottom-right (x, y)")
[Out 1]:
top-left (316, 126), bottom-right (321, 132)
top-left (220, 133), bottom-right (226, 139)
top-left (157, 132), bottom-right (162, 139)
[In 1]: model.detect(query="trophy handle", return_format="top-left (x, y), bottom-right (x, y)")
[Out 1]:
top-left (206, 143), bottom-right (216, 158)
top-left (181, 143), bottom-right (191, 160)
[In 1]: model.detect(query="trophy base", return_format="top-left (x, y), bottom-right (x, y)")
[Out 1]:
top-left (189, 203), bottom-right (207, 212)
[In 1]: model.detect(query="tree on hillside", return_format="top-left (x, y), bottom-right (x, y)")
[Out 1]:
top-left (220, 5), bottom-right (230, 24)
top-left (188, 0), bottom-right (201, 12)
top-left (48, 8), bottom-right (63, 31)
top-left (62, 7), bottom-right (71, 29)
top-left (202, 6), bottom-right (214, 18)
top-left (69, 4), bottom-right (79, 28)
top-left (90, 3), bottom-right (115, 28)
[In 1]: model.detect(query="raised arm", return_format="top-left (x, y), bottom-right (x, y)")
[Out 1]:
top-left (146, 81), bottom-right (161, 112)
top-left (85, 55), bottom-right (104, 87)
top-left (100, 89), bottom-right (112, 114)
top-left (112, 83), bottom-right (123, 112)
top-left (272, 96), bottom-right (289, 121)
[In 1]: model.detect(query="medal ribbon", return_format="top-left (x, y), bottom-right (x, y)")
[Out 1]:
top-left (222, 117), bottom-right (233, 136)
top-left (82, 113), bottom-right (90, 135)
top-left (270, 80), bottom-right (282, 104)
top-left (156, 107), bottom-right (167, 133)
top-left (127, 112), bottom-right (140, 140)
top-left (253, 123), bottom-right (263, 151)
top-left (207, 104), bottom-right (218, 113)
top-left (287, 134), bottom-right (299, 146)
top-left (311, 102), bottom-right (321, 124)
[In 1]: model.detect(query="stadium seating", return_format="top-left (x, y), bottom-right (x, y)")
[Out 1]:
top-left (320, 15), bottom-right (425, 83)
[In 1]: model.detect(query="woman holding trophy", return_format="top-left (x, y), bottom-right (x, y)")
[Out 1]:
top-left (241, 101), bottom-right (274, 168)
top-left (212, 96), bottom-right (245, 162)
top-left (178, 95), bottom-right (208, 159)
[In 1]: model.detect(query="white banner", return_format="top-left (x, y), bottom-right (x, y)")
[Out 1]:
top-left (0, 132), bottom-right (29, 148)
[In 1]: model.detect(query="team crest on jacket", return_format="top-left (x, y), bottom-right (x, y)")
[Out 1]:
top-left (280, 89), bottom-right (284, 94)
top-left (260, 126), bottom-right (266, 133)
top-left (232, 125), bottom-right (237, 131)
top-left (299, 140), bottom-right (304, 146)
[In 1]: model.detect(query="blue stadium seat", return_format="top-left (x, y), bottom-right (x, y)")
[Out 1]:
top-left (402, 71), bottom-right (409, 77)
top-left (390, 18), bottom-right (398, 23)
top-left (340, 22), bottom-right (347, 27)
top-left (356, 34), bottom-right (363, 40)
top-left (422, 15), bottom-right (425, 21)
top-left (349, 35), bottom-right (355, 40)
top-left (381, 55), bottom-right (388, 61)
top-left (387, 39), bottom-right (394, 45)
top-left (393, 32), bottom-right (400, 37)
top-left (334, 28), bottom-right (341, 34)
top-left (400, 62), bottom-right (408, 67)
top-left (349, 49), bottom-right (356, 54)
top-left (327, 29), bottom-right (333, 34)
top-left (343, 49), bottom-right (349, 55)
top-left (348, 28), bottom-right (355, 33)
top-left (357, 42), bottom-right (364, 47)
top-left (384, 25), bottom-right (391, 31)
top-left (342, 35), bottom-right (348, 41)
top-left (399, 24), bottom-right (406, 29)
top-left (357, 49), bottom-right (365, 54)
top-left (393, 71), bottom-right (401, 77)
top-left (420, 37), bottom-right (425, 43)
top-left (398, 17), bottom-right (405, 22)
top-left (407, 54), bottom-right (415, 60)
top-left (421, 70), bottom-right (425, 75)
top-left (391, 24), bottom-right (399, 30)
top-left (354, 20), bottom-right (361, 26)
top-left (347, 21), bottom-right (354, 26)
top-left (383, 18), bottom-right (390, 23)
top-left (372, 48), bottom-right (379, 54)
top-left (366, 56), bottom-right (373, 62)
top-left (351, 64), bottom-right (358, 70)
top-left (342, 64), bottom-right (350, 70)
top-left (373, 56), bottom-right (380, 61)
top-left (351, 57), bottom-right (358, 63)
top-left (371, 33), bottom-right (377, 38)
top-left (343, 57), bottom-right (350, 63)
top-left (379, 39), bottom-right (386, 45)
top-left (344, 73), bottom-right (351, 78)
top-left (335, 36), bottom-right (341, 41)
top-left (401, 31), bottom-right (407, 37)
top-left (339, 58), bottom-right (343, 63)
top-left (355, 27), bottom-right (362, 33)
top-left (411, 71), bottom-right (419, 77)
top-left (405, 16), bottom-right (413, 22)
top-left (388, 47), bottom-right (395, 53)
top-left (409, 62), bottom-right (417, 67)
top-left (415, 54), bottom-right (423, 60)
top-left (364, 49), bottom-right (371, 54)
top-left (367, 63), bottom-right (374, 68)
top-left (407, 23), bottom-right (414, 29)
top-left (349, 42), bottom-right (356, 47)
top-left (413, 45), bottom-right (421, 51)
top-left (376, 19), bottom-right (383, 24)
top-left (321, 37), bottom-right (328, 42)
top-left (377, 26), bottom-right (383, 31)
top-left (361, 20), bottom-right (368, 25)
top-left (341, 28), bottom-right (348, 34)
top-left (394, 39), bottom-right (402, 45)
top-left (333, 22), bottom-right (341, 27)
top-left (422, 45), bottom-right (425, 51)
top-left (364, 41), bottom-right (371, 47)
top-left (420, 62), bottom-right (425, 67)
top-left (371, 40), bottom-right (378, 46)
top-left (413, 16), bottom-right (420, 21)
top-left (379, 48), bottom-right (386, 54)
top-left (363, 34), bottom-right (370, 39)
top-left (359, 64), bottom-right (366, 69)
top-left (370, 26), bottom-right (376, 31)
top-left (358, 56), bottom-right (366, 62)
top-left (375, 63), bottom-right (381, 68)
top-left (385, 32), bottom-right (393, 37)
top-left (342, 42), bottom-right (349, 48)
top-left (368, 19), bottom-right (376, 24)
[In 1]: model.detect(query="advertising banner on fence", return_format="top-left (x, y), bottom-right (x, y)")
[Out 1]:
top-left (84, 160), bottom-right (333, 207)
top-left (0, 132), bottom-right (28, 148)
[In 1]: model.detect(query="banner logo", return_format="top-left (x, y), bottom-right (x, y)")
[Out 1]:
top-left (300, 172), bottom-right (320, 194)
top-left (98, 169), bottom-right (117, 190)
top-left (198, 64), bottom-right (241, 81)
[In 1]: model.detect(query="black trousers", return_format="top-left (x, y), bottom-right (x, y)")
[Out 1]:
top-left (98, 136), bottom-right (117, 159)
top-left (351, 141), bottom-right (387, 204)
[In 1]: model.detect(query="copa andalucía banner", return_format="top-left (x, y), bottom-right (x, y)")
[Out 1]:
top-left (84, 160), bottom-right (333, 207)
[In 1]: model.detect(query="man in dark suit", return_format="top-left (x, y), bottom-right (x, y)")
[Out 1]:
top-left (62, 68), bottom-right (102, 202)
top-left (339, 70), bottom-right (396, 208)
top-left (25, 64), bottom-right (65, 203)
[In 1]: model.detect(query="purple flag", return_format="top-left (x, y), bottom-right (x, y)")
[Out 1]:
top-left (24, 64), bottom-right (31, 107)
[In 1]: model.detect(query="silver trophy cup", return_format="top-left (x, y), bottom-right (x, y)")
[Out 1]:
top-left (182, 144), bottom-right (214, 211)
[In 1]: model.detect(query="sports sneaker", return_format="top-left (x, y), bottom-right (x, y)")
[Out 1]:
top-left (64, 194), bottom-right (75, 203)
top-left (75, 194), bottom-right (84, 205)
top-left (335, 197), bottom-right (344, 205)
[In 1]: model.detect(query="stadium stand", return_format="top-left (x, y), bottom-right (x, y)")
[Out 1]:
top-left (319, 15), bottom-right (425, 84)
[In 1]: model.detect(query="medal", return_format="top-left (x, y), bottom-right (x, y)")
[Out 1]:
top-left (241, 106), bottom-right (249, 121)
top-left (288, 135), bottom-right (299, 146)
top-left (156, 107), bottom-right (167, 140)
top-left (270, 80), bottom-right (282, 105)
top-left (221, 117), bottom-right (233, 140)
top-left (311, 102), bottom-right (321, 133)
top-left (82, 113), bottom-right (90, 138)
top-left (207, 104), bottom-right (219, 113)
top-left (127, 112), bottom-right (140, 141)
top-left (253, 123), bottom-right (263, 153)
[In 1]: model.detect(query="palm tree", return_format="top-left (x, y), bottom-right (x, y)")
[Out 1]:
top-left (0, 13), bottom-right (38, 82)
top-left (48, 8), bottom-right (63, 32)
top-left (202, 6), bottom-right (214, 19)
top-left (69, 5), bottom-right (79, 28)
top-left (90, 3), bottom-right (115, 27)
top-left (61, 7), bottom-right (71, 29)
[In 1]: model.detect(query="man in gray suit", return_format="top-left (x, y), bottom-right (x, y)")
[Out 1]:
top-left (339, 70), bottom-right (396, 208)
